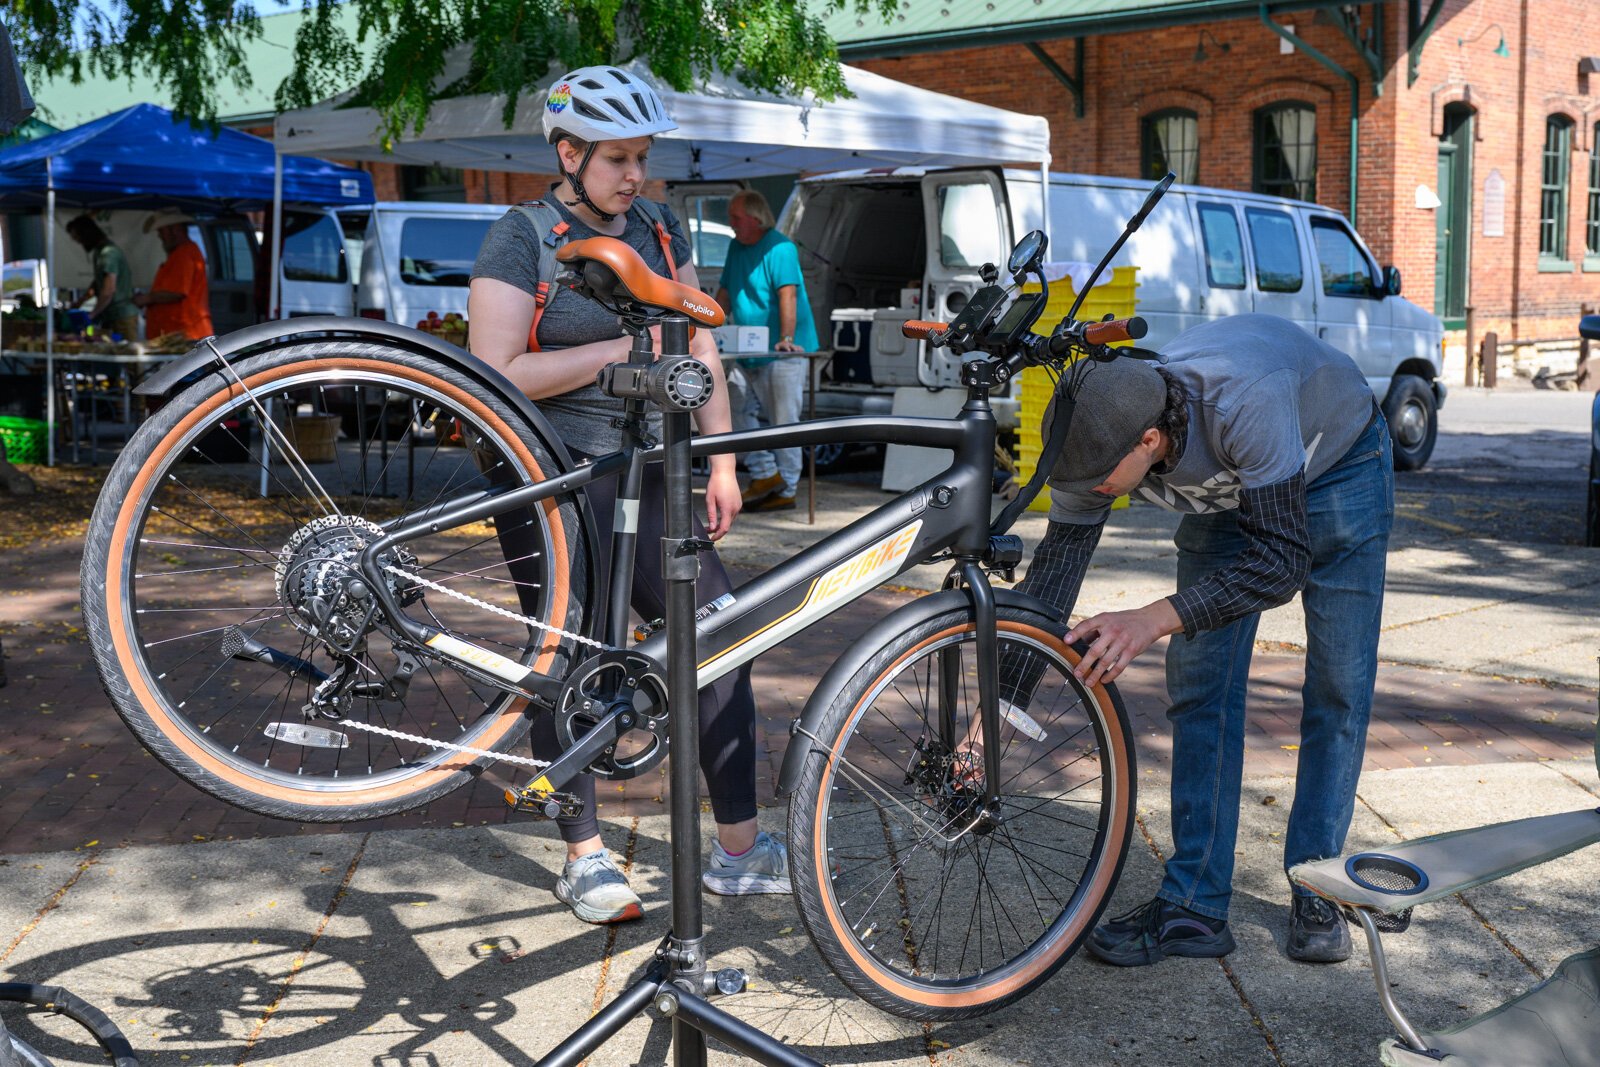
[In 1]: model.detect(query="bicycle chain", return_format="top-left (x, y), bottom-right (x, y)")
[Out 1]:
top-left (335, 565), bottom-right (626, 771)
top-left (384, 564), bottom-right (620, 653)
top-left (337, 716), bottom-right (553, 770)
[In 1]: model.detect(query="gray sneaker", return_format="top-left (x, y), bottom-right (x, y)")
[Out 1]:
top-left (554, 848), bottom-right (643, 924)
top-left (702, 831), bottom-right (792, 895)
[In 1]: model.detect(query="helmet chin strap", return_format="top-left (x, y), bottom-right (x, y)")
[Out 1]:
top-left (560, 142), bottom-right (618, 223)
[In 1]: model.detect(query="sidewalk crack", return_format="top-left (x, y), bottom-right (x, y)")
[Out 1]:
top-left (235, 832), bottom-right (369, 1066)
top-left (0, 851), bottom-right (102, 966)
top-left (1132, 814), bottom-right (1288, 1067)
top-left (578, 816), bottom-right (641, 1067)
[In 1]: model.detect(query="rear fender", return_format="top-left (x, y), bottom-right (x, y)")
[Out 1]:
top-left (133, 316), bottom-right (603, 641)
top-left (775, 587), bottom-right (1065, 797)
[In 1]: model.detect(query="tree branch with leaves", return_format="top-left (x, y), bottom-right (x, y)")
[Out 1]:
top-left (10, 0), bottom-right (897, 140)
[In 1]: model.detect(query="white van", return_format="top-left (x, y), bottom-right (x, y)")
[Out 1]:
top-left (780, 169), bottom-right (1446, 479)
top-left (355, 201), bottom-right (507, 327)
top-left (275, 206), bottom-right (368, 319)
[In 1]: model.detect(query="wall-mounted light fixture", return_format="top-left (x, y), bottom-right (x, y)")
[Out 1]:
top-left (1193, 28), bottom-right (1231, 64)
top-left (1458, 23), bottom-right (1510, 58)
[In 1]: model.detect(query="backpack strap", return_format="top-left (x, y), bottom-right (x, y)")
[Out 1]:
top-left (513, 198), bottom-right (682, 352)
top-left (512, 200), bottom-right (570, 353)
top-left (629, 197), bottom-right (681, 283)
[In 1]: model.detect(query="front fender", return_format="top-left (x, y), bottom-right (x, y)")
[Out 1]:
top-left (774, 587), bottom-right (1067, 797)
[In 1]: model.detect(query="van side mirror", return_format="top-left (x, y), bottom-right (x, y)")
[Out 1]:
top-left (1381, 266), bottom-right (1402, 297)
top-left (1580, 315), bottom-right (1600, 341)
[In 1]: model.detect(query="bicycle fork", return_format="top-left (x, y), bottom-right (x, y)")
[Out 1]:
top-left (940, 561), bottom-right (1005, 813)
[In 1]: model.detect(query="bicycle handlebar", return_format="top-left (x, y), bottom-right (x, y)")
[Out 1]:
top-left (1082, 316), bottom-right (1147, 345)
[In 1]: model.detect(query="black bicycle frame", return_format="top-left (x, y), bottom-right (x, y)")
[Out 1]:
top-left (355, 370), bottom-right (1012, 795)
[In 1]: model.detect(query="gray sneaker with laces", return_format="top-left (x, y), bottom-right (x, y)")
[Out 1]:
top-left (554, 848), bottom-right (643, 924)
top-left (702, 831), bottom-right (792, 895)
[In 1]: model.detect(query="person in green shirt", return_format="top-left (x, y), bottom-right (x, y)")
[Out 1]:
top-left (66, 214), bottom-right (138, 340)
top-left (714, 190), bottom-right (818, 512)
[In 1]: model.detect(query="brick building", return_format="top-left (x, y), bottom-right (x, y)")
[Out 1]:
top-left (825, 0), bottom-right (1600, 370)
top-left (26, 1), bottom-right (1599, 368)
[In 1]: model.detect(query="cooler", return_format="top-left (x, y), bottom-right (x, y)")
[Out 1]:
top-left (829, 308), bottom-right (876, 384)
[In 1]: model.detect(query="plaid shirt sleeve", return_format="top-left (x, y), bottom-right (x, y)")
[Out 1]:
top-left (1016, 519), bottom-right (1105, 622)
top-left (1167, 473), bottom-right (1312, 636)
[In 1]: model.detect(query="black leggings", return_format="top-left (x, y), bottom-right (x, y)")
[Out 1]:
top-left (524, 454), bottom-right (759, 843)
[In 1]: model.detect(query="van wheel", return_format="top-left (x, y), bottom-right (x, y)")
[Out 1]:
top-left (1383, 375), bottom-right (1437, 471)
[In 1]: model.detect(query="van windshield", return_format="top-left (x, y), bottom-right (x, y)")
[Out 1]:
top-left (400, 218), bottom-right (494, 287)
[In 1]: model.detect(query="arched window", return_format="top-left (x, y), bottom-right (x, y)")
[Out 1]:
top-left (1586, 121), bottom-right (1600, 258)
top-left (1253, 102), bottom-right (1316, 202)
top-left (1539, 115), bottom-right (1574, 260)
top-left (1140, 108), bottom-right (1199, 184)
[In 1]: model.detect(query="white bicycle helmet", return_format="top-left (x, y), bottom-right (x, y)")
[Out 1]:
top-left (542, 65), bottom-right (677, 144)
top-left (542, 66), bottom-right (677, 221)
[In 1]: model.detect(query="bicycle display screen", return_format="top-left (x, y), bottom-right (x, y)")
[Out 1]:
top-left (982, 290), bottom-right (1048, 346)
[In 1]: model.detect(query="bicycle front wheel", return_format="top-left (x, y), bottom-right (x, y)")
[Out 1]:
top-left (81, 340), bottom-right (591, 823)
top-left (788, 603), bottom-right (1135, 1021)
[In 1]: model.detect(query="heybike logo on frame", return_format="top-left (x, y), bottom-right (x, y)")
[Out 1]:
top-left (812, 522), bottom-right (922, 606)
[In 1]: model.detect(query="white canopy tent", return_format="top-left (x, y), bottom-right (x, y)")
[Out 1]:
top-left (273, 61), bottom-right (1049, 180)
top-left (269, 61), bottom-right (1051, 313)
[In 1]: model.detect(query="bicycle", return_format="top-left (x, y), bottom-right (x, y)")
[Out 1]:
top-left (81, 180), bottom-right (1173, 1023)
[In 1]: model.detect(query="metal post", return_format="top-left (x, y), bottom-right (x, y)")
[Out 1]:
top-left (269, 151), bottom-right (284, 320)
top-left (659, 315), bottom-right (708, 1067)
top-left (1578, 304), bottom-right (1593, 390)
top-left (45, 176), bottom-right (55, 467)
top-left (1481, 331), bottom-right (1498, 389)
top-left (1354, 910), bottom-right (1430, 1052)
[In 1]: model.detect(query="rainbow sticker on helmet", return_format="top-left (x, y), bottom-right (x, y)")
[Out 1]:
top-left (547, 83), bottom-right (571, 113)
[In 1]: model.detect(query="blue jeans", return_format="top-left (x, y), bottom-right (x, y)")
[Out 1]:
top-left (1158, 412), bottom-right (1394, 920)
top-left (732, 356), bottom-right (807, 495)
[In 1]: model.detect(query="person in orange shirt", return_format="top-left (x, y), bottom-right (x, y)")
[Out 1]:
top-left (133, 209), bottom-right (214, 340)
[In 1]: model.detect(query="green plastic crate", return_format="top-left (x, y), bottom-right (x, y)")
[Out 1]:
top-left (0, 416), bottom-right (50, 465)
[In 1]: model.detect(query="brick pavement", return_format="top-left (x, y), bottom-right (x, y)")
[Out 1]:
top-left (2, 511), bottom-right (1596, 857)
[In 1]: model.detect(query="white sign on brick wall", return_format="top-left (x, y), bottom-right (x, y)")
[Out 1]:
top-left (1483, 168), bottom-right (1506, 237)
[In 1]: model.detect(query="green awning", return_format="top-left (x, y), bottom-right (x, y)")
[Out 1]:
top-left (822, 0), bottom-right (1349, 58)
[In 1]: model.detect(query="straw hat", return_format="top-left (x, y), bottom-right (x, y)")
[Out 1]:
top-left (144, 209), bottom-right (198, 233)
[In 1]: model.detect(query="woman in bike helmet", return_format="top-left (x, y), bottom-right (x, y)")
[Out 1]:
top-left (469, 66), bottom-right (786, 925)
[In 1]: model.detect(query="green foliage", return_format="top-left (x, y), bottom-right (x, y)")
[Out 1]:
top-left (9, 0), bottom-right (898, 142)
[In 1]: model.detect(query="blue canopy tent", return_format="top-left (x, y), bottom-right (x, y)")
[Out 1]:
top-left (0, 103), bottom-right (373, 463)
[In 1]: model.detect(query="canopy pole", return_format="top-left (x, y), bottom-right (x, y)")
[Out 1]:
top-left (269, 150), bottom-right (284, 320)
top-left (45, 165), bottom-right (55, 467)
top-left (1040, 157), bottom-right (1051, 248)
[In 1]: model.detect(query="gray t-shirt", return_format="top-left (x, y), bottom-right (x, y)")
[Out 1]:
top-left (471, 197), bottom-right (692, 455)
top-left (1049, 314), bottom-right (1375, 524)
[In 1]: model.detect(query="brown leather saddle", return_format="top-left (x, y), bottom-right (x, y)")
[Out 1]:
top-left (556, 237), bottom-right (725, 328)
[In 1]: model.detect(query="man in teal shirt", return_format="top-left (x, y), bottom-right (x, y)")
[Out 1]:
top-left (715, 190), bottom-right (818, 511)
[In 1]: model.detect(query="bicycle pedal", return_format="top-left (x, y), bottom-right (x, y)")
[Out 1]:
top-left (503, 780), bottom-right (584, 820)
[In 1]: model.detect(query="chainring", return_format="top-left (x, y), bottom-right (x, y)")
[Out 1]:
top-left (552, 650), bottom-right (669, 780)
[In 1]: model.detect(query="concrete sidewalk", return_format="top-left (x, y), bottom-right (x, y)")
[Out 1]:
top-left (2, 757), bottom-right (1595, 1066)
top-left (3, 384), bottom-right (1598, 1065)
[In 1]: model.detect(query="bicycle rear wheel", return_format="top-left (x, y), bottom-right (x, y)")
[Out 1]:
top-left (81, 341), bottom-right (590, 822)
top-left (788, 603), bottom-right (1135, 1021)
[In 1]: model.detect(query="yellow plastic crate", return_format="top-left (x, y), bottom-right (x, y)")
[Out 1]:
top-left (1015, 267), bottom-right (1140, 512)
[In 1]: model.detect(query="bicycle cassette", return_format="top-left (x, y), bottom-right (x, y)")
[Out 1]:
top-left (552, 650), bottom-right (669, 780)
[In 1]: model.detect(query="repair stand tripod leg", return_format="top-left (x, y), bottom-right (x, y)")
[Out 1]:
top-left (536, 317), bottom-right (821, 1067)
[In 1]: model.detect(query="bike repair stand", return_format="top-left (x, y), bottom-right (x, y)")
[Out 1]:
top-left (538, 316), bottom-right (819, 1067)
